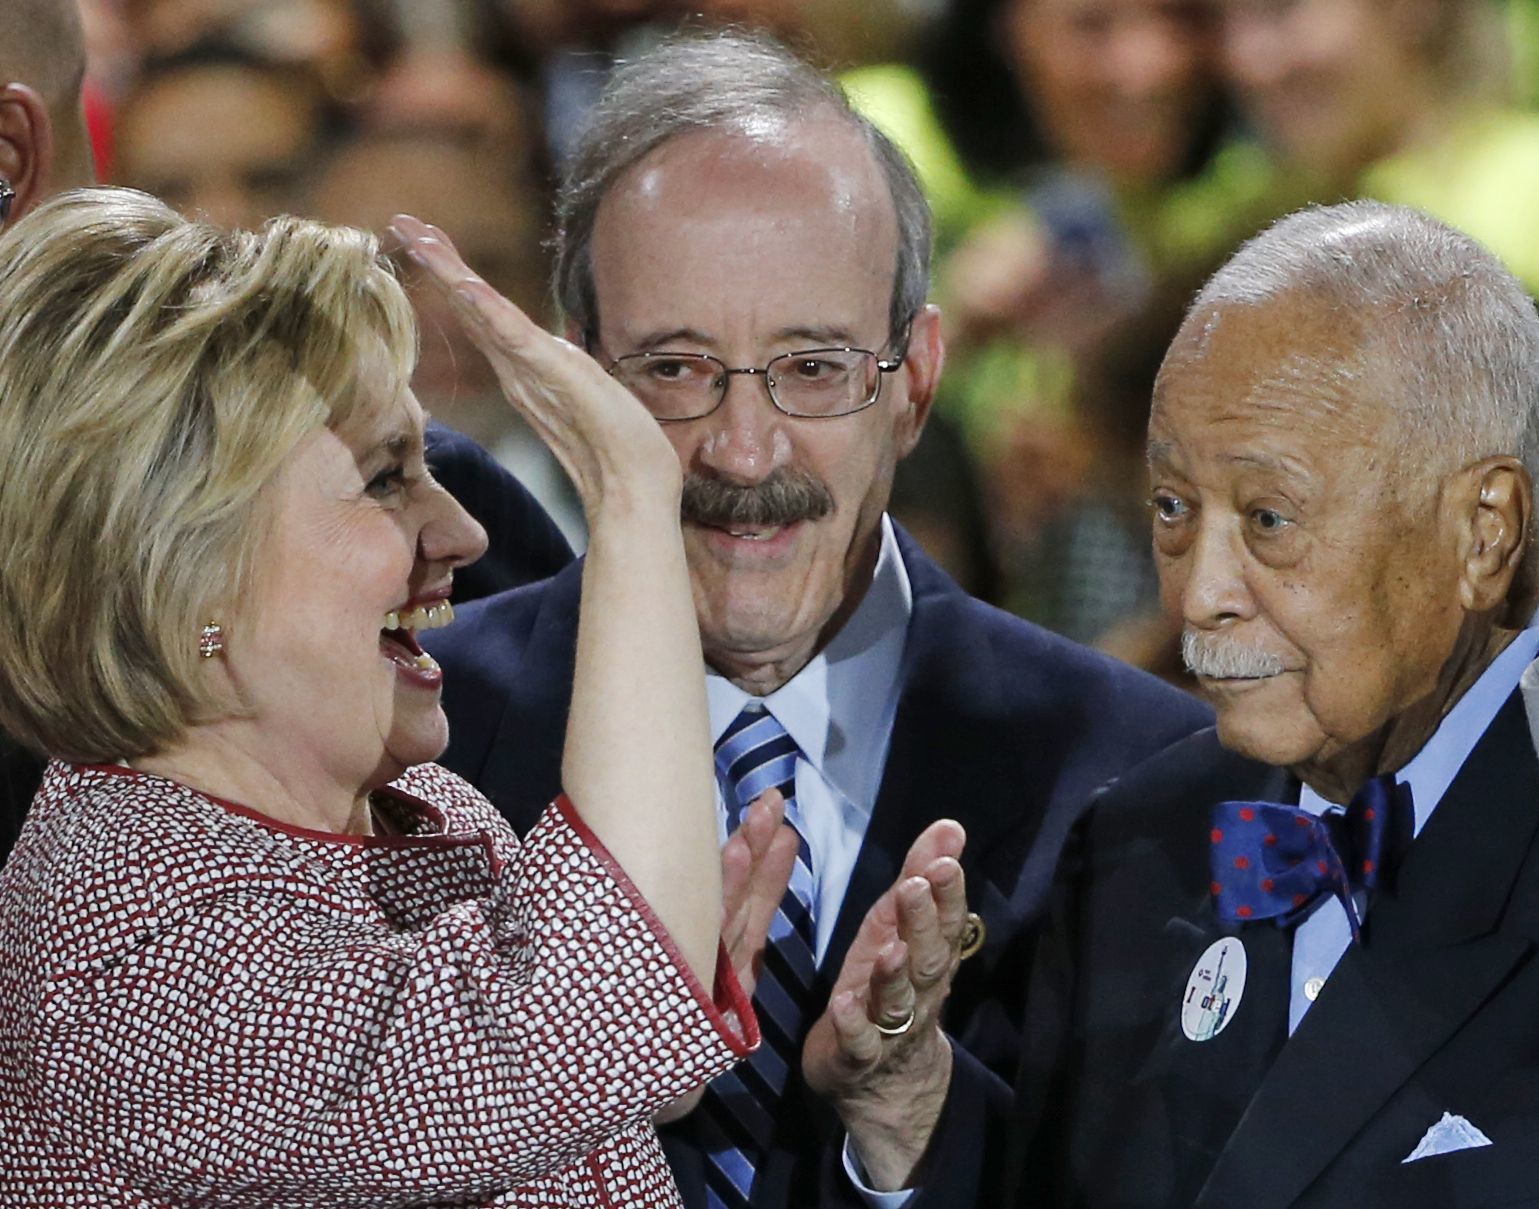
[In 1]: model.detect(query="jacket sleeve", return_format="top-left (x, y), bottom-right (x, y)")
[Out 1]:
top-left (35, 793), bottom-right (755, 1207)
top-left (819, 1039), bottom-right (1017, 1209)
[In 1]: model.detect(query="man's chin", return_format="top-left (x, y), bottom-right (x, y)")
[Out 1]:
top-left (1210, 691), bottom-right (1319, 771)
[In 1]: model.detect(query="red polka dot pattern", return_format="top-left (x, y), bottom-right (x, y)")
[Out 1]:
top-left (1208, 777), bottom-right (1405, 942)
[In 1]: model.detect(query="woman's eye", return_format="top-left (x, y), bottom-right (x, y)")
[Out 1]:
top-left (366, 465), bottom-right (409, 498)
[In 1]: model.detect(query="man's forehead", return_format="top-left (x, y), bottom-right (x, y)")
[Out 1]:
top-left (601, 119), bottom-right (891, 227)
top-left (588, 118), bottom-right (898, 346)
top-left (1153, 294), bottom-right (1391, 451)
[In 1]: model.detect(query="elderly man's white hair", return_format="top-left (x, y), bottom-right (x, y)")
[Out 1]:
top-left (1186, 200), bottom-right (1539, 486)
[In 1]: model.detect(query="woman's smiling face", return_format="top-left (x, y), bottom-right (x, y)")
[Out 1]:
top-left (224, 384), bottom-right (487, 799)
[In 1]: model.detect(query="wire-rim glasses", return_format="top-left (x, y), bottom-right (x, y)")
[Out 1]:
top-left (605, 339), bottom-right (908, 422)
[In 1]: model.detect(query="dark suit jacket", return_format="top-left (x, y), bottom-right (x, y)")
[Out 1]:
top-left (425, 522), bottom-right (1211, 1208)
top-left (1016, 694), bottom-right (1539, 1209)
top-left (0, 734), bottom-right (42, 868)
top-left (424, 421), bottom-right (574, 606)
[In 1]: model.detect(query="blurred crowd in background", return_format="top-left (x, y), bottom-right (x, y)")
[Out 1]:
top-left (76, 0), bottom-right (1539, 681)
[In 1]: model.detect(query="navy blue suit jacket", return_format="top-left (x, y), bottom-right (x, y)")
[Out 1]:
top-left (424, 422), bottom-right (573, 605)
top-left (1013, 694), bottom-right (1539, 1209)
top-left (426, 522), bottom-right (1210, 1208)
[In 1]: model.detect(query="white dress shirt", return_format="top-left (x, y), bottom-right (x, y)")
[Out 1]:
top-left (705, 515), bottom-right (913, 963)
top-left (1289, 627), bottom-right (1539, 1032)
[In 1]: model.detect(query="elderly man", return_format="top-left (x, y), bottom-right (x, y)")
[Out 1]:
top-left (423, 30), bottom-right (1208, 1209)
top-left (0, 0), bottom-right (95, 858)
top-left (973, 200), bottom-right (1539, 1209)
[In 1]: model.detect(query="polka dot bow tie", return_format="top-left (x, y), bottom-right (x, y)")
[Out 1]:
top-left (1209, 775), bottom-right (1412, 942)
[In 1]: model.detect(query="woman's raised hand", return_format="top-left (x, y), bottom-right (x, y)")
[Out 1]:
top-left (389, 214), bottom-right (680, 520)
top-left (390, 215), bottom-right (721, 987)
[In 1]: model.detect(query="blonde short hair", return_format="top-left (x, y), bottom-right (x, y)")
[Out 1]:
top-left (0, 188), bottom-right (416, 761)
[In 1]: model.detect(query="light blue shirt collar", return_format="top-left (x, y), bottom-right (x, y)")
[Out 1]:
top-left (706, 516), bottom-right (912, 814)
top-left (1299, 626), bottom-right (1539, 831)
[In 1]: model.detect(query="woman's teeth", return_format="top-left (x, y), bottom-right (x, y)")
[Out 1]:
top-left (383, 600), bottom-right (455, 633)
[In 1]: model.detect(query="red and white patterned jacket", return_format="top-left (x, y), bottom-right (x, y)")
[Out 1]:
top-left (0, 760), bottom-right (756, 1206)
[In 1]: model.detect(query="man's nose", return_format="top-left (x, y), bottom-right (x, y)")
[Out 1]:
top-left (693, 370), bottom-right (789, 483)
top-left (1172, 519), bottom-right (1255, 629)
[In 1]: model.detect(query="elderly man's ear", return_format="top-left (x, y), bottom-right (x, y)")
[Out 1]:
top-left (0, 82), bottom-right (58, 224)
top-left (1452, 456), bottom-right (1533, 619)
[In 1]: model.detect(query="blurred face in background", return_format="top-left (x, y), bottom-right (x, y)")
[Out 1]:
top-left (309, 134), bottom-right (548, 419)
top-left (116, 61), bottom-right (322, 229)
top-left (1220, 0), bottom-right (1435, 184)
top-left (1002, 0), bottom-right (1217, 186)
top-left (123, 0), bottom-right (361, 65)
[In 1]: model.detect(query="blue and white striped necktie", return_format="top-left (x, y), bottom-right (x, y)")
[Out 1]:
top-left (700, 704), bottom-right (818, 1209)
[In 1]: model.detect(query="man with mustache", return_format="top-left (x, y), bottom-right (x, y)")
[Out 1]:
top-left (880, 199), bottom-right (1539, 1209)
top-left (423, 29), bottom-right (1208, 1209)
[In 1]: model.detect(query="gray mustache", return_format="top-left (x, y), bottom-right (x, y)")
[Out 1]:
top-left (681, 469), bottom-right (834, 529)
top-left (1181, 628), bottom-right (1287, 679)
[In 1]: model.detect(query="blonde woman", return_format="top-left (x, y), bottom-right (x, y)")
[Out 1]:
top-left (0, 189), bottom-right (765, 1205)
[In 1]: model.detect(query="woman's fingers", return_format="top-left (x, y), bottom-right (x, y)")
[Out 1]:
top-left (387, 213), bottom-right (678, 514)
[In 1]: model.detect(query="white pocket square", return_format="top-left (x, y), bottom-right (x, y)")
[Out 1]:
top-left (1402, 1112), bottom-right (1494, 1163)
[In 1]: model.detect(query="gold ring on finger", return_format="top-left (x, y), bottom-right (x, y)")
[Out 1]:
top-left (873, 1006), bottom-right (916, 1037)
top-left (959, 912), bottom-right (986, 961)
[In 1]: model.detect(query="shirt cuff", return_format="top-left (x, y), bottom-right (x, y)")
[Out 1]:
top-left (841, 1135), bottom-right (918, 1209)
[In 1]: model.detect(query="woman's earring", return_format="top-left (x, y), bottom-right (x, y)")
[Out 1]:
top-left (198, 622), bottom-right (225, 659)
top-left (0, 178), bottom-right (14, 225)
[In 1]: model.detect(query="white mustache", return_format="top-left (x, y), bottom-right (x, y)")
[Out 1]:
top-left (1181, 629), bottom-right (1287, 680)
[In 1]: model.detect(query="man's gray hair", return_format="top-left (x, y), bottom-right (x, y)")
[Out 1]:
top-left (1187, 200), bottom-right (1539, 485)
top-left (552, 30), bottom-right (932, 348)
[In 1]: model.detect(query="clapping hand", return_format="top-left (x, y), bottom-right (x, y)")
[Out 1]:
top-left (721, 789), bottom-right (802, 998)
top-left (658, 789), bottom-right (800, 1122)
top-left (802, 819), bottom-right (968, 1191)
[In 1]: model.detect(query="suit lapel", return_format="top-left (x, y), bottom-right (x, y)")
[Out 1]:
top-left (824, 532), bottom-right (1030, 982)
top-left (1199, 692), bottom-right (1539, 1209)
top-left (1116, 757), bottom-right (1297, 1199)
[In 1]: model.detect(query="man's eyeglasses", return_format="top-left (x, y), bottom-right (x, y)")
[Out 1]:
top-left (606, 340), bottom-right (908, 422)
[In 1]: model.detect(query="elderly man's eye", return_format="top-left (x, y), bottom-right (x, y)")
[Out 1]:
top-left (1149, 492), bottom-right (1189, 521)
top-left (1250, 507), bottom-right (1289, 532)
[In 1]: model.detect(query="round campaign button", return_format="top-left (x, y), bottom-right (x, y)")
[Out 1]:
top-left (1181, 937), bottom-right (1247, 1042)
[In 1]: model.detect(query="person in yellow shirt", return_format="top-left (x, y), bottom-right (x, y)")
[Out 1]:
top-left (1223, 0), bottom-right (1539, 295)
